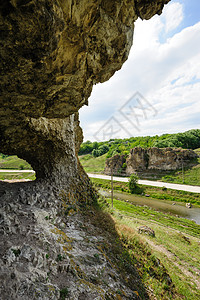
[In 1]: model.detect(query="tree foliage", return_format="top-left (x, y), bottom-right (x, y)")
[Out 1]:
top-left (78, 129), bottom-right (200, 158)
top-left (128, 174), bottom-right (139, 194)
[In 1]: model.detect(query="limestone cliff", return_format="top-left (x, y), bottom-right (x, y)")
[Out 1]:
top-left (104, 147), bottom-right (198, 176)
top-left (104, 154), bottom-right (126, 176)
top-left (0, 1), bottom-right (170, 299)
top-left (0, 0), bottom-right (169, 187)
top-left (126, 147), bottom-right (198, 174)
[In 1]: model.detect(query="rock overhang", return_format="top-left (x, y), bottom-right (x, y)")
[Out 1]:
top-left (0, 0), bottom-right (170, 180)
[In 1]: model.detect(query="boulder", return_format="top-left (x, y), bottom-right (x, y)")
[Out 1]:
top-left (138, 226), bottom-right (155, 237)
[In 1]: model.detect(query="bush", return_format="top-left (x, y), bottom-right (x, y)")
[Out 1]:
top-left (92, 145), bottom-right (109, 157)
top-left (128, 174), bottom-right (139, 194)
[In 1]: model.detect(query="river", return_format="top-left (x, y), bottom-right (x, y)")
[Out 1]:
top-left (100, 189), bottom-right (200, 225)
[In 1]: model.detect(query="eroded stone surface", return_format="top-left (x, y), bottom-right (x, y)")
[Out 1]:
top-left (0, 1), bottom-right (170, 298)
top-left (0, 181), bottom-right (144, 299)
top-left (105, 147), bottom-right (198, 176)
top-left (0, 0), bottom-right (170, 187)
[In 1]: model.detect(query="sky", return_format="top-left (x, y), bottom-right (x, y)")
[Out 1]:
top-left (79, 0), bottom-right (200, 142)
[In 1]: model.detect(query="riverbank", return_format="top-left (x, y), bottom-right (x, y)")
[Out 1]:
top-left (91, 177), bottom-right (200, 206)
top-left (96, 195), bottom-right (200, 299)
top-left (100, 189), bottom-right (200, 225)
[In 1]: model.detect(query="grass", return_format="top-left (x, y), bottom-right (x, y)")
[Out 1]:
top-left (161, 158), bottom-right (200, 186)
top-left (91, 177), bottom-right (200, 206)
top-left (0, 155), bottom-right (34, 181)
top-left (85, 200), bottom-right (179, 299)
top-left (79, 154), bottom-right (107, 173)
top-left (0, 155), bottom-right (31, 170)
top-left (94, 196), bottom-right (200, 299)
top-left (0, 172), bottom-right (35, 181)
top-left (105, 197), bottom-right (200, 237)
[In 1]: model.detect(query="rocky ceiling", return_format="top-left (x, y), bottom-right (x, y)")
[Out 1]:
top-left (0, 0), bottom-right (170, 182)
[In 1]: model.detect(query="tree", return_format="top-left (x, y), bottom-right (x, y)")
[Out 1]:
top-left (128, 173), bottom-right (139, 194)
top-left (98, 145), bottom-right (109, 155)
top-left (92, 149), bottom-right (99, 157)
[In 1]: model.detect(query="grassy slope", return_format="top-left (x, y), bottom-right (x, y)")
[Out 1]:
top-left (91, 177), bottom-right (200, 298)
top-left (79, 153), bottom-right (107, 173)
top-left (95, 195), bottom-right (200, 299)
top-left (0, 155), bottom-right (31, 170)
top-left (0, 155), bottom-right (34, 180)
top-left (0, 172), bottom-right (35, 181)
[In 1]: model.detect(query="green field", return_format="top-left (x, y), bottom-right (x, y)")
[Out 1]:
top-left (0, 172), bottom-right (35, 181)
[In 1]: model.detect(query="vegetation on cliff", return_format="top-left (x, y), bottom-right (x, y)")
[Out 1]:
top-left (79, 129), bottom-right (200, 157)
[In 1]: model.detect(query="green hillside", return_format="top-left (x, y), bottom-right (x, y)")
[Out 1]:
top-left (0, 154), bottom-right (32, 170)
top-left (79, 129), bottom-right (200, 158)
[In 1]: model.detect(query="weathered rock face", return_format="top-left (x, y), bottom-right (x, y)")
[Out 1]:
top-left (0, 0), bottom-right (170, 188)
top-left (126, 147), bottom-right (148, 174)
top-left (147, 147), bottom-right (198, 171)
top-left (126, 147), bottom-right (198, 174)
top-left (105, 147), bottom-right (198, 176)
top-left (0, 181), bottom-right (147, 299)
top-left (104, 154), bottom-right (126, 176)
top-left (0, 1), bottom-right (171, 298)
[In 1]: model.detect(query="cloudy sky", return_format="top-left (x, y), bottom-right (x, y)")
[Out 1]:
top-left (79, 0), bottom-right (200, 142)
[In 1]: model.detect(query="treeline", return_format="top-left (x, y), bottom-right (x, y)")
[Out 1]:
top-left (79, 129), bottom-right (200, 158)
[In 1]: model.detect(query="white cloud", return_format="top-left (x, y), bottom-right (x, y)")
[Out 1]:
top-left (162, 2), bottom-right (183, 33)
top-left (79, 2), bottom-right (200, 141)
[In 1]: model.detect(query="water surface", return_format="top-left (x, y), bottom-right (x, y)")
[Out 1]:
top-left (100, 189), bottom-right (200, 225)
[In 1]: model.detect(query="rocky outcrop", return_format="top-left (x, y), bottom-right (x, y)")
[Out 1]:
top-left (105, 147), bottom-right (198, 175)
top-left (0, 1), bottom-right (170, 298)
top-left (147, 147), bottom-right (198, 171)
top-left (0, 0), bottom-right (170, 189)
top-left (126, 148), bottom-right (148, 174)
top-left (104, 154), bottom-right (126, 176)
top-left (0, 181), bottom-right (146, 299)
